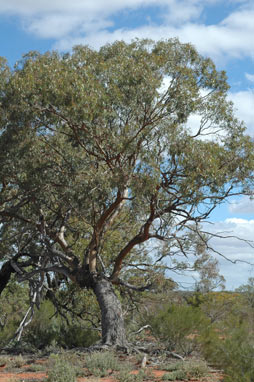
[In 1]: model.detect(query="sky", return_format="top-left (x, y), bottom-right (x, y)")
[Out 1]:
top-left (1, 0), bottom-right (254, 289)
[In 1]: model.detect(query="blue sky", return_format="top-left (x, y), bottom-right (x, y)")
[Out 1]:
top-left (1, 0), bottom-right (254, 289)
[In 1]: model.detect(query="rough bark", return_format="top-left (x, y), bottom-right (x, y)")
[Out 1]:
top-left (0, 261), bottom-right (14, 296)
top-left (92, 275), bottom-right (127, 348)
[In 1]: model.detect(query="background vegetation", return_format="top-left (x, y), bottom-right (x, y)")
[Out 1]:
top-left (1, 275), bottom-right (254, 380)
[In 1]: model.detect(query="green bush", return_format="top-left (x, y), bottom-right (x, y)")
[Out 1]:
top-left (1, 355), bottom-right (27, 371)
top-left (85, 351), bottom-right (122, 377)
top-left (25, 363), bottom-right (47, 372)
top-left (183, 359), bottom-right (209, 378)
top-left (47, 354), bottom-right (77, 382)
top-left (23, 300), bottom-right (61, 349)
top-left (0, 321), bottom-right (19, 346)
top-left (60, 324), bottom-right (99, 348)
top-left (0, 277), bottom-right (29, 347)
top-left (161, 362), bottom-right (182, 372)
top-left (162, 370), bottom-right (187, 381)
top-left (200, 319), bottom-right (254, 382)
top-left (148, 303), bottom-right (210, 355)
top-left (161, 359), bottom-right (209, 381)
top-left (22, 299), bottom-right (99, 349)
top-left (7, 354), bottom-right (26, 369)
top-left (118, 370), bottom-right (145, 382)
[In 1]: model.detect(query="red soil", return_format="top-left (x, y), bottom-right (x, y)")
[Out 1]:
top-left (0, 357), bottom-right (223, 382)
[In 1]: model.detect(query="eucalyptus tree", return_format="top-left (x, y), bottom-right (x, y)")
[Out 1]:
top-left (0, 39), bottom-right (253, 347)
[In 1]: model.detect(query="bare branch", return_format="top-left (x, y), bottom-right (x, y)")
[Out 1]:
top-left (115, 278), bottom-right (153, 291)
top-left (133, 325), bottom-right (151, 334)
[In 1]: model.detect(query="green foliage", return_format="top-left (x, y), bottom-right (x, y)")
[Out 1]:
top-left (193, 250), bottom-right (225, 293)
top-left (25, 363), bottom-right (47, 372)
top-left (47, 354), bottom-right (77, 382)
top-left (8, 355), bottom-right (26, 369)
top-left (60, 324), bottom-right (100, 348)
top-left (199, 292), bottom-right (242, 324)
top-left (0, 355), bottom-right (27, 371)
top-left (186, 291), bottom-right (206, 308)
top-left (0, 39), bottom-right (251, 272)
top-left (162, 370), bottom-right (187, 381)
top-left (23, 300), bottom-right (61, 349)
top-left (85, 351), bottom-right (123, 377)
top-left (236, 277), bottom-right (254, 309)
top-left (148, 303), bottom-right (210, 355)
top-left (0, 277), bottom-right (29, 346)
top-left (183, 359), bottom-right (209, 378)
top-left (0, 38), bottom-right (254, 347)
top-left (20, 298), bottom-right (99, 349)
top-left (200, 317), bottom-right (254, 382)
top-left (117, 370), bottom-right (146, 382)
top-left (0, 285), bottom-right (99, 350)
top-left (161, 362), bottom-right (183, 372)
top-left (161, 359), bottom-right (209, 381)
top-left (0, 355), bottom-right (9, 366)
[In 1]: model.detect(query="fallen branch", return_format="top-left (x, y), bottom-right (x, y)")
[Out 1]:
top-left (133, 325), bottom-right (152, 334)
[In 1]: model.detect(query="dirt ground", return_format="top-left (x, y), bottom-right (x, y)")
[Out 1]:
top-left (0, 353), bottom-right (223, 382)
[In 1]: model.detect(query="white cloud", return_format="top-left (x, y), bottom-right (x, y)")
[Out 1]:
top-left (0, 0), bottom-right (157, 15)
top-left (206, 218), bottom-right (254, 254)
top-left (161, 0), bottom-right (203, 24)
top-left (53, 2), bottom-right (254, 63)
top-left (1, 0), bottom-right (254, 63)
top-left (245, 73), bottom-right (254, 83)
top-left (203, 218), bottom-right (254, 289)
top-left (0, 0), bottom-right (204, 43)
top-left (26, 14), bottom-right (83, 39)
top-left (229, 196), bottom-right (254, 214)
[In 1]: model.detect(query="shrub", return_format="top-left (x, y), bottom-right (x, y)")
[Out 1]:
top-left (0, 355), bottom-right (9, 366)
top-left (6, 355), bottom-right (26, 370)
top-left (118, 370), bottom-right (146, 382)
top-left (23, 300), bottom-right (61, 349)
top-left (148, 303), bottom-right (210, 355)
top-left (200, 319), bottom-right (254, 382)
top-left (162, 370), bottom-right (187, 381)
top-left (183, 359), bottom-right (209, 378)
top-left (25, 363), bottom-right (47, 372)
top-left (0, 277), bottom-right (29, 347)
top-left (60, 324), bottom-right (99, 348)
top-left (23, 300), bottom-right (99, 349)
top-left (161, 359), bottom-right (209, 381)
top-left (47, 354), bottom-right (77, 382)
top-left (85, 351), bottom-right (122, 377)
top-left (161, 362), bottom-right (182, 372)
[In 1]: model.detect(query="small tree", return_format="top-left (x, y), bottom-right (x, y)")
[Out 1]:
top-left (0, 39), bottom-right (253, 347)
top-left (193, 235), bottom-right (225, 293)
top-left (236, 277), bottom-right (254, 309)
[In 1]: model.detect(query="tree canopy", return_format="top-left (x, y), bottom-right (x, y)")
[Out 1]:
top-left (0, 38), bottom-right (253, 346)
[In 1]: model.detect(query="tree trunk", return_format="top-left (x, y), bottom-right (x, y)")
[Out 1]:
top-left (92, 275), bottom-right (127, 348)
top-left (0, 261), bottom-right (14, 296)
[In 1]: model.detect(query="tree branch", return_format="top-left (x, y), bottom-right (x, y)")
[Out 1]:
top-left (116, 278), bottom-right (153, 291)
top-left (17, 265), bottom-right (72, 282)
